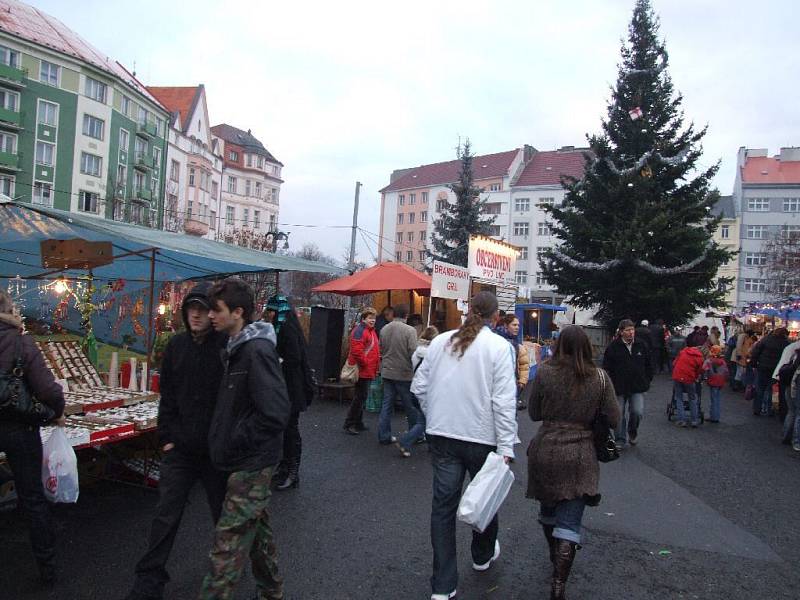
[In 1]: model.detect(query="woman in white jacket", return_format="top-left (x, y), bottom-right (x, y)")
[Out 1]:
top-left (411, 292), bottom-right (517, 600)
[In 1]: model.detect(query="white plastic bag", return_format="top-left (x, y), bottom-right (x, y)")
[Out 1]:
top-left (41, 427), bottom-right (79, 503)
top-left (457, 452), bottom-right (514, 532)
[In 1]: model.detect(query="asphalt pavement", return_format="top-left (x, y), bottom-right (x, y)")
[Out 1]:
top-left (2, 372), bottom-right (799, 600)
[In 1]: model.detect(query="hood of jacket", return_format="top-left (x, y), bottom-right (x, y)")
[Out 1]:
top-left (181, 282), bottom-right (214, 333)
top-left (226, 320), bottom-right (277, 356)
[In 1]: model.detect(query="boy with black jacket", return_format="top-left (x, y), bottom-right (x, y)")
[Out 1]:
top-left (199, 277), bottom-right (291, 600)
top-left (126, 283), bottom-right (228, 600)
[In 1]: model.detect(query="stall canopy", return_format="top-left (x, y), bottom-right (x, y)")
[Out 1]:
top-left (312, 261), bottom-right (431, 296)
top-left (0, 200), bottom-right (345, 282)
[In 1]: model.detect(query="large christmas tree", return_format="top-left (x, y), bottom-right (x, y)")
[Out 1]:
top-left (428, 139), bottom-right (496, 268)
top-left (541, 0), bottom-right (733, 329)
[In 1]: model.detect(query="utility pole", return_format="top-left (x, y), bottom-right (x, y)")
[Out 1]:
top-left (348, 181), bottom-right (361, 272)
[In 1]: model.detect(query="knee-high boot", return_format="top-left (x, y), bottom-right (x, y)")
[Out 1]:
top-left (551, 539), bottom-right (577, 600)
top-left (276, 439), bottom-right (301, 491)
top-left (541, 524), bottom-right (556, 564)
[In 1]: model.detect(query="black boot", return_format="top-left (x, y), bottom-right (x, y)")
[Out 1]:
top-left (541, 524), bottom-right (556, 564)
top-left (551, 539), bottom-right (577, 600)
top-left (271, 459), bottom-right (289, 489)
top-left (276, 456), bottom-right (299, 491)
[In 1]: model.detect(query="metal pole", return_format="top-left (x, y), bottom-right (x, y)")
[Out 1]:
top-left (348, 181), bottom-right (361, 272)
top-left (146, 248), bottom-right (157, 364)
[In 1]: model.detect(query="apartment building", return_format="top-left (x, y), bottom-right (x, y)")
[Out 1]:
top-left (211, 124), bottom-right (283, 240)
top-left (733, 146), bottom-right (800, 307)
top-left (148, 85), bottom-right (223, 239)
top-left (710, 195), bottom-right (739, 309)
top-left (0, 0), bottom-right (169, 226)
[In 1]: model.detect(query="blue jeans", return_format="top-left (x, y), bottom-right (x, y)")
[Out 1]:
top-left (378, 378), bottom-right (417, 443)
top-left (755, 371), bottom-right (773, 415)
top-left (428, 435), bottom-right (498, 595)
top-left (673, 381), bottom-right (699, 425)
top-left (615, 393), bottom-right (644, 444)
top-left (398, 394), bottom-right (426, 450)
top-left (539, 497), bottom-right (587, 544)
top-left (782, 386), bottom-right (800, 445)
top-left (709, 386), bottom-right (722, 421)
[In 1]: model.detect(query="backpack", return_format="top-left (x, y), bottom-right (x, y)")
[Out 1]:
top-left (778, 350), bottom-right (800, 386)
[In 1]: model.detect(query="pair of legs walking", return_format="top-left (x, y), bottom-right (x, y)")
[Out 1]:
top-left (343, 378), bottom-right (371, 432)
top-left (539, 498), bottom-right (586, 599)
top-left (275, 411), bottom-right (302, 489)
top-left (782, 385), bottom-right (800, 448)
top-left (615, 393), bottom-right (644, 445)
top-left (378, 378), bottom-right (419, 444)
top-left (673, 381), bottom-right (700, 425)
top-left (754, 371), bottom-right (774, 416)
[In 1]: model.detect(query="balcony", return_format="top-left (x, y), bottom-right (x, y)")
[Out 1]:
top-left (131, 187), bottom-right (152, 202)
top-left (184, 216), bottom-right (210, 237)
top-left (0, 106), bottom-right (22, 128)
top-left (0, 63), bottom-right (27, 88)
top-left (136, 120), bottom-right (158, 138)
top-left (134, 152), bottom-right (155, 170)
top-left (0, 150), bottom-right (19, 171)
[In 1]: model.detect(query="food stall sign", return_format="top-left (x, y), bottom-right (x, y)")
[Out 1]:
top-left (431, 260), bottom-right (470, 301)
top-left (467, 235), bottom-right (518, 284)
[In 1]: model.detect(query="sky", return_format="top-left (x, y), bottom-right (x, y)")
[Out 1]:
top-left (31, 0), bottom-right (800, 263)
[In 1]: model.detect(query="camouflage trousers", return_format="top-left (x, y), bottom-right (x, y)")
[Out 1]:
top-left (198, 466), bottom-right (283, 600)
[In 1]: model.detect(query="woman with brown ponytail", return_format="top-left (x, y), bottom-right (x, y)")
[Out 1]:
top-left (412, 291), bottom-right (518, 600)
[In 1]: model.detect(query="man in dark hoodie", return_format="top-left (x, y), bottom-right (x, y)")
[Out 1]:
top-left (126, 283), bottom-right (228, 600)
top-left (199, 277), bottom-right (291, 600)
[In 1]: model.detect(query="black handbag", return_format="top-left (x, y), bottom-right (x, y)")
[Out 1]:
top-left (592, 370), bottom-right (619, 463)
top-left (0, 335), bottom-right (56, 426)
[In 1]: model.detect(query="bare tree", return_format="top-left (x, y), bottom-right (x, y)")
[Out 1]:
top-left (282, 243), bottom-right (350, 307)
top-left (760, 228), bottom-right (800, 297)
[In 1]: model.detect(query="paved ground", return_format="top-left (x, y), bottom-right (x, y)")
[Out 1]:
top-left (2, 372), bottom-right (799, 599)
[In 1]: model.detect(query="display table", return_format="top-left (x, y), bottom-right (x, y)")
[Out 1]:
top-left (317, 381), bottom-right (354, 405)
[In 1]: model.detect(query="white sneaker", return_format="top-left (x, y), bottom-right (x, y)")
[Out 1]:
top-left (430, 591), bottom-right (456, 600)
top-left (472, 540), bottom-right (500, 571)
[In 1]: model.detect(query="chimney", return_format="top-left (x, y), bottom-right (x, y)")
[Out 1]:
top-left (559, 145), bottom-right (575, 152)
top-left (523, 144), bottom-right (536, 162)
top-left (779, 147), bottom-right (800, 162)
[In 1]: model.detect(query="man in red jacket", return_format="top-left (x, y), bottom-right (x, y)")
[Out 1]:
top-left (672, 346), bottom-right (706, 427)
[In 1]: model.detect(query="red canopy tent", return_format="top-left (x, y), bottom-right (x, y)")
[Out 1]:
top-left (312, 261), bottom-right (431, 296)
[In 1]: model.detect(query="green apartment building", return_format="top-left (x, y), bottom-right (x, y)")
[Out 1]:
top-left (0, 0), bottom-right (168, 227)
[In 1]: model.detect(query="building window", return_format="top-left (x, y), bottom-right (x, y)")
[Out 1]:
top-left (257, 156), bottom-right (264, 169)
top-left (0, 90), bottom-right (18, 112)
top-left (170, 160), bottom-right (180, 182)
top-left (269, 214), bottom-right (276, 230)
top-left (515, 270), bottom-right (528, 284)
top-left (396, 232), bottom-right (403, 243)
top-left (37, 99), bottom-right (58, 126)
top-left (245, 180), bottom-right (252, 196)
top-left (210, 210), bottom-right (217, 229)
top-left (225, 205), bottom-right (235, 226)
top-left (395, 251), bottom-right (402, 261)
top-left (33, 182), bottom-right (52, 207)
top-left (134, 171), bottom-right (144, 192)
top-left (228, 150), bottom-right (238, 162)
top-left (134, 137), bottom-right (147, 158)
top-left (0, 175), bottom-right (15, 196)
top-left (720, 225), bottom-right (729, 239)
top-left (35, 141), bottom-right (54, 166)
top-left (227, 176), bottom-right (237, 193)
top-left (489, 182), bottom-right (501, 192)
top-left (0, 131), bottom-right (17, 153)
top-left (189, 168), bottom-right (196, 187)
top-left (538, 197), bottom-right (555, 207)
top-left (116, 164), bottom-right (126, 189)
top-left (409, 193), bottom-right (416, 205)
top-left (513, 222), bottom-right (529, 236)
top-left (519, 247), bottom-right (529, 260)
top-left (246, 154), bottom-right (253, 167)
top-left (407, 231), bottom-right (414, 242)
top-left (398, 194), bottom-right (405, 206)
top-left (744, 252), bottom-right (767, 267)
top-left (747, 198), bottom-right (770, 212)
top-left (243, 208), bottom-right (249, 227)
top-left (186, 200), bottom-right (194, 219)
top-left (137, 106), bottom-right (148, 125)
top-left (420, 231), bottom-right (427, 242)
top-left (437, 199), bottom-right (448, 211)
top-left (118, 129), bottom-right (129, 155)
top-left (155, 118), bottom-right (164, 136)
top-left (272, 165), bottom-right (280, 176)
top-left (783, 225), bottom-right (800, 239)
top-left (121, 95), bottom-right (131, 116)
top-left (255, 181), bottom-right (262, 198)
top-left (398, 213), bottom-right (404, 224)
top-left (535, 273), bottom-right (547, 286)
top-left (783, 198), bottom-right (800, 212)
top-left (484, 203), bottom-right (502, 215)
top-left (406, 250), bottom-right (413, 262)
top-left (421, 211), bottom-right (428, 222)
top-left (408, 212), bottom-right (415, 224)
top-left (515, 197), bottom-right (530, 212)
top-left (80, 152), bottom-right (102, 177)
top-left (211, 181), bottom-right (218, 199)
top-left (82, 114), bottom-right (104, 140)
top-left (418, 250), bottom-right (426, 261)
top-left (85, 77), bottom-right (107, 103)
top-left (536, 247), bottom-right (549, 260)
top-left (200, 171), bottom-right (208, 191)
top-left (538, 222), bottom-right (552, 236)
top-left (742, 278), bottom-right (767, 292)
top-left (254, 210), bottom-right (260, 228)
top-left (746, 225), bottom-right (766, 239)
top-left (39, 61), bottom-right (60, 86)
top-left (0, 45), bottom-right (20, 68)
top-left (422, 191), bottom-right (428, 204)
top-left (78, 190), bottom-right (99, 213)
top-left (488, 225), bottom-right (501, 237)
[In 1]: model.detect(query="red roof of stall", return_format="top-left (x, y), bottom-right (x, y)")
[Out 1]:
top-left (312, 262), bottom-right (432, 296)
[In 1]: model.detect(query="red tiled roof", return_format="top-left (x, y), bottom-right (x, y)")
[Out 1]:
top-left (380, 149), bottom-right (520, 193)
top-left (514, 149), bottom-right (589, 186)
top-left (741, 156), bottom-right (800, 185)
top-left (0, 0), bottom-right (163, 107)
top-left (147, 86), bottom-right (200, 132)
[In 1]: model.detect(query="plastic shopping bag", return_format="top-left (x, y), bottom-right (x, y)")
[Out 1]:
top-left (457, 452), bottom-right (514, 532)
top-left (41, 427), bottom-right (79, 503)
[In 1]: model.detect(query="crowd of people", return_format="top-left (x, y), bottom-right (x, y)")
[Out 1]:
top-left (3, 281), bottom-right (799, 600)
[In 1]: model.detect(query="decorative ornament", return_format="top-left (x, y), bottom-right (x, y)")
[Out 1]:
top-left (551, 247), bottom-right (709, 275)
top-left (629, 107), bottom-right (643, 120)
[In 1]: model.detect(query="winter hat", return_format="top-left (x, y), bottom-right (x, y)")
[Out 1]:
top-left (709, 345), bottom-right (722, 356)
top-left (641, 319), bottom-right (649, 326)
top-left (266, 294), bottom-right (291, 329)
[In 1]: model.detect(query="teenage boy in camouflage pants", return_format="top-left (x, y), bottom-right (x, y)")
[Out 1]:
top-left (199, 278), bottom-right (291, 600)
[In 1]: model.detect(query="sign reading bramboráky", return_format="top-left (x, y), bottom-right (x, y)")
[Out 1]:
top-left (467, 235), bottom-right (518, 284)
top-left (431, 260), bottom-right (470, 301)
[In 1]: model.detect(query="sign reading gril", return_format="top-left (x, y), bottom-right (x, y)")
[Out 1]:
top-left (467, 235), bottom-right (518, 284)
top-left (431, 260), bottom-right (470, 301)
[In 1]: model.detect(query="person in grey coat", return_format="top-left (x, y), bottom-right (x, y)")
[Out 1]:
top-left (377, 304), bottom-right (419, 445)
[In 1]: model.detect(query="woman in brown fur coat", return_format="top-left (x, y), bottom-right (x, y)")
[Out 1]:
top-left (524, 325), bottom-right (620, 600)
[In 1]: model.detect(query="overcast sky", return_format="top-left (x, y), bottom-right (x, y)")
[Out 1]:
top-left (34, 0), bottom-right (800, 262)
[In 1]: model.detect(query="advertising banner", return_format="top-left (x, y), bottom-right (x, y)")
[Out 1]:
top-left (467, 235), bottom-right (518, 284)
top-left (431, 260), bottom-right (470, 301)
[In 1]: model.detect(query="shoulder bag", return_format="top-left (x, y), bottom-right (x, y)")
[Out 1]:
top-left (592, 369), bottom-right (619, 463)
top-left (340, 333), bottom-right (374, 385)
top-left (0, 335), bottom-right (56, 425)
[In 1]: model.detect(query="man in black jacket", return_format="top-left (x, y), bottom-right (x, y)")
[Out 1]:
top-left (126, 283), bottom-right (228, 600)
top-left (750, 327), bottom-right (790, 416)
top-left (199, 277), bottom-right (291, 600)
top-left (603, 319), bottom-right (653, 448)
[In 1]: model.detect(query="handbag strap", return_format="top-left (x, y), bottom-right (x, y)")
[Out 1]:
top-left (595, 369), bottom-right (606, 420)
top-left (12, 334), bottom-right (24, 376)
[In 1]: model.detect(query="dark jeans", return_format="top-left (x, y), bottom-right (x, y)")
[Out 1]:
top-left (429, 435), bottom-right (498, 595)
top-left (755, 371), bottom-right (773, 415)
top-left (131, 449), bottom-right (228, 598)
top-left (344, 378), bottom-right (370, 428)
top-left (0, 423), bottom-right (55, 573)
top-left (539, 497), bottom-right (587, 544)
